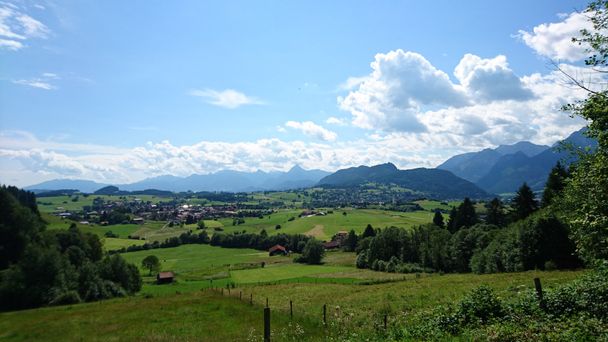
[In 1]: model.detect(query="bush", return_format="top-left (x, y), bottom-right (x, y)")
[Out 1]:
top-left (49, 290), bottom-right (82, 306)
top-left (457, 285), bottom-right (504, 325)
top-left (295, 239), bottom-right (325, 265)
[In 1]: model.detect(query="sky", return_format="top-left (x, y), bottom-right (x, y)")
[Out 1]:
top-left (0, 0), bottom-right (604, 187)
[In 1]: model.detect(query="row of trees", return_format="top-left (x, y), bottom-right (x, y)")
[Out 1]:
top-left (0, 188), bottom-right (142, 311)
top-left (353, 162), bottom-right (581, 274)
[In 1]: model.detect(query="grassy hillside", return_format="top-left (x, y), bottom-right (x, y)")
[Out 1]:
top-left (0, 268), bottom-right (582, 341)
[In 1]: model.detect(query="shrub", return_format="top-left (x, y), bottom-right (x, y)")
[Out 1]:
top-left (457, 285), bottom-right (504, 325)
top-left (49, 290), bottom-right (82, 306)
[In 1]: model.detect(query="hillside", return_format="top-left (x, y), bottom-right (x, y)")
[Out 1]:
top-left (318, 163), bottom-right (490, 199)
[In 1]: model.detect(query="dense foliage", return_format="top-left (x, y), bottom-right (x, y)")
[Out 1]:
top-left (560, 0), bottom-right (608, 264)
top-left (0, 188), bottom-right (142, 311)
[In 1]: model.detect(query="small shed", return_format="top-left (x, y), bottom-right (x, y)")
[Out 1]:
top-left (269, 244), bottom-right (288, 256)
top-left (157, 271), bottom-right (175, 284)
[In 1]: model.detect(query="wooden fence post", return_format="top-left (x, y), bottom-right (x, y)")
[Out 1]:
top-left (240, 291), bottom-right (242, 301)
top-left (534, 277), bottom-right (545, 309)
top-left (323, 304), bottom-right (327, 325)
top-left (250, 293), bottom-right (253, 305)
top-left (289, 300), bottom-right (293, 320)
top-left (384, 314), bottom-right (387, 330)
top-left (266, 297), bottom-right (269, 308)
top-left (264, 307), bottom-right (271, 342)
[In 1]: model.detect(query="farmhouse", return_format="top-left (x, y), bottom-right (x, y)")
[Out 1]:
top-left (156, 271), bottom-right (175, 284)
top-left (269, 244), bottom-right (288, 256)
top-left (323, 240), bottom-right (340, 250)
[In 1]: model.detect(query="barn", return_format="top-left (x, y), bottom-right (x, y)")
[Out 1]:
top-left (268, 244), bottom-right (288, 256)
top-left (156, 271), bottom-right (175, 284)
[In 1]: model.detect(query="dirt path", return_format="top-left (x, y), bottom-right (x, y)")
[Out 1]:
top-left (304, 224), bottom-right (325, 238)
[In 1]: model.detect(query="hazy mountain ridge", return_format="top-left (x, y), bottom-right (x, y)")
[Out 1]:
top-left (438, 141), bottom-right (550, 183)
top-left (439, 128), bottom-right (597, 194)
top-left (25, 166), bottom-right (331, 193)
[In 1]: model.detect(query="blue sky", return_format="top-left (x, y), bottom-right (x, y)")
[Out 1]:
top-left (0, 0), bottom-right (601, 186)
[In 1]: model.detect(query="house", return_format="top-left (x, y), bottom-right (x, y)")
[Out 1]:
top-left (323, 240), bottom-right (340, 250)
top-left (157, 271), bottom-right (175, 284)
top-left (334, 231), bottom-right (349, 244)
top-left (269, 244), bottom-right (288, 256)
top-left (132, 217), bottom-right (144, 224)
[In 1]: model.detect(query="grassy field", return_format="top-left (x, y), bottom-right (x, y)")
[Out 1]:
top-left (0, 290), bottom-right (326, 341)
top-left (36, 194), bottom-right (169, 213)
top-left (216, 208), bottom-right (434, 241)
top-left (0, 268), bottom-right (583, 341)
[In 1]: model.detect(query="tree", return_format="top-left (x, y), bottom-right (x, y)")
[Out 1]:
top-left (541, 162), bottom-right (569, 208)
top-left (433, 210), bottom-right (445, 228)
top-left (559, 0), bottom-right (608, 262)
top-left (141, 255), bottom-right (161, 276)
top-left (511, 183), bottom-right (538, 222)
top-left (296, 239), bottom-right (325, 265)
top-left (446, 206), bottom-right (458, 232)
top-left (197, 220), bottom-right (206, 230)
top-left (485, 198), bottom-right (506, 226)
top-left (362, 224), bottom-right (376, 238)
top-left (343, 229), bottom-right (358, 252)
top-left (449, 198), bottom-right (478, 233)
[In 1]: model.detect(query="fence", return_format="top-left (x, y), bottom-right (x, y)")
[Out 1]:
top-left (205, 277), bottom-right (548, 341)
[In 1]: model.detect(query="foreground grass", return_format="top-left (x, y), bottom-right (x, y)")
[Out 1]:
top-left (0, 290), bottom-right (324, 342)
top-left (0, 269), bottom-right (583, 341)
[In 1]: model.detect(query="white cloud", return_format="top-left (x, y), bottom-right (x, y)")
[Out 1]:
top-left (454, 54), bottom-right (533, 102)
top-left (189, 88), bottom-right (264, 109)
top-left (338, 49), bottom-right (602, 149)
top-left (12, 79), bottom-right (54, 90)
top-left (325, 117), bottom-right (347, 126)
top-left (12, 72), bottom-right (59, 90)
top-left (338, 50), bottom-right (469, 132)
top-left (0, 3), bottom-right (49, 51)
top-left (517, 12), bottom-right (593, 62)
top-left (0, 37), bottom-right (21, 49)
top-left (284, 121), bottom-right (337, 142)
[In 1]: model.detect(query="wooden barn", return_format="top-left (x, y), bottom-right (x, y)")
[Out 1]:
top-left (156, 271), bottom-right (175, 284)
top-left (268, 244), bottom-right (288, 256)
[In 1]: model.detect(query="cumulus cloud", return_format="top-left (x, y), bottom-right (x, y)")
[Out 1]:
top-left (284, 121), bottom-right (337, 141)
top-left (189, 88), bottom-right (264, 109)
top-left (338, 48), bottom-right (602, 149)
top-left (454, 54), bottom-right (533, 102)
top-left (0, 3), bottom-right (49, 51)
top-left (338, 50), bottom-right (468, 132)
top-left (517, 12), bottom-right (593, 62)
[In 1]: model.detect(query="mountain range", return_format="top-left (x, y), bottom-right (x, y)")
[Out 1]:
top-left (25, 165), bottom-right (331, 193)
top-left (438, 128), bottom-right (596, 194)
top-left (24, 128), bottom-right (597, 198)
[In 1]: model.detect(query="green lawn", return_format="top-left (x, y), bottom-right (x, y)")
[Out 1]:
top-left (120, 244), bottom-right (270, 280)
top-left (231, 264), bottom-right (354, 284)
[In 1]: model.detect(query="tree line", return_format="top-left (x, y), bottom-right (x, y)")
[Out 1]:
top-left (0, 187), bottom-right (142, 311)
top-left (353, 165), bottom-right (583, 274)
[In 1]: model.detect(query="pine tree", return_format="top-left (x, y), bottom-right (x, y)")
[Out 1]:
top-left (449, 198), bottom-right (478, 233)
top-left (362, 224), bottom-right (376, 238)
top-left (541, 162), bottom-right (569, 207)
top-left (433, 210), bottom-right (445, 228)
top-left (446, 206), bottom-right (457, 232)
top-left (511, 183), bottom-right (538, 221)
top-left (485, 198), bottom-right (506, 226)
